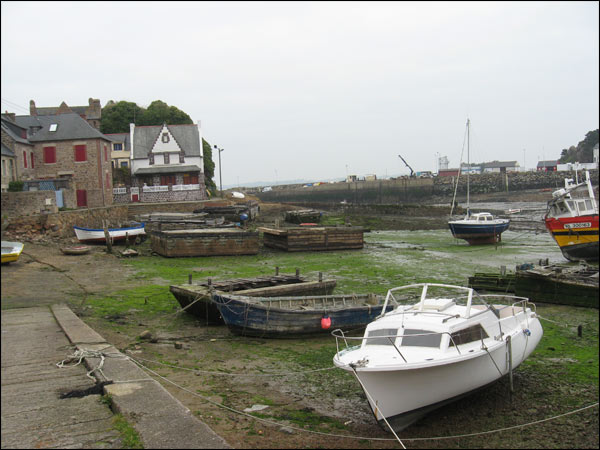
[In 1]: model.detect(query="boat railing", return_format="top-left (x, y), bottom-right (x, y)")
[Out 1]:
top-left (332, 328), bottom-right (462, 363)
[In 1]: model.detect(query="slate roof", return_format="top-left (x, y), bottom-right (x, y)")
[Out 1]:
top-left (1, 117), bottom-right (32, 145)
top-left (132, 124), bottom-right (200, 159)
top-left (14, 113), bottom-right (110, 142)
top-left (537, 160), bottom-right (558, 167)
top-left (1, 142), bottom-right (15, 157)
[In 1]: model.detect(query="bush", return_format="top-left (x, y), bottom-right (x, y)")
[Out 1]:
top-left (7, 181), bottom-right (24, 192)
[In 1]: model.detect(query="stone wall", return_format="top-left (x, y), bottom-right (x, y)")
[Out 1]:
top-left (2, 204), bottom-right (130, 242)
top-left (256, 170), bottom-right (599, 205)
top-left (1, 191), bottom-right (59, 217)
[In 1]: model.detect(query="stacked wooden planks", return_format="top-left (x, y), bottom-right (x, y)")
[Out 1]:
top-left (468, 272), bottom-right (516, 293)
top-left (151, 228), bottom-right (259, 257)
top-left (259, 226), bottom-right (364, 252)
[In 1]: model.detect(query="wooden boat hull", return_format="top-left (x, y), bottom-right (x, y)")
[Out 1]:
top-left (544, 215), bottom-right (599, 261)
top-left (151, 228), bottom-right (259, 257)
top-left (212, 293), bottom-right (391, 338)
top-left (1, 241), bottom-right (24, 264)
top-left (448, 221), bottom-right (510, 245)
top-left (60, 245), bottom-right (91, 255)
top-left (170, 277), bottom-right (337, 324)
top-left (73, 223), bottom-right (146, 243)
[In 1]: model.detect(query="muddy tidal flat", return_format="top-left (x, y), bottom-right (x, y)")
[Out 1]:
top-left (2, 214), bottom-right (598, 449)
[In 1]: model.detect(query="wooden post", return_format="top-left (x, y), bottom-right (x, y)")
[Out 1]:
top-left (188, 274), bottom-right (192, 285)
top-left (577, 325), bottom-right (583, 338)
top-left (319, 272), bottom-right (323, 282)
top-left (103, 220), bottom-right (112, 254)
top-left (295, 268), bottom-right (300, 278)
top-left (275, 266), bottom-right (280, 275)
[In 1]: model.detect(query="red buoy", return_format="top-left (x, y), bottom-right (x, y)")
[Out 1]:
top-left (321, 316), bottom-right (332, 330)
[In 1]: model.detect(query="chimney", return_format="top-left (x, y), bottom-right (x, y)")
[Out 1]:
top-left (30, 100), bottom-right (37, 116)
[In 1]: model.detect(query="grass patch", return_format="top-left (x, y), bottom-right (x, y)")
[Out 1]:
top-left (112, 414), bottom-right (144, 449)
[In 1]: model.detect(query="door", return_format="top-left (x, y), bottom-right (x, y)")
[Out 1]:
top-left (55, 190), bottom-right (64, 208)
top-left (76, 189), bottom-right (87, 207)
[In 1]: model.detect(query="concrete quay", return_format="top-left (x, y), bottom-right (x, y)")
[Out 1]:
top-left (1, 304), bottom-right (230, 449)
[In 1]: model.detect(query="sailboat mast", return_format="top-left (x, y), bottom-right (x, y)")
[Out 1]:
top-left (466, 118), bottom-right (470, 216)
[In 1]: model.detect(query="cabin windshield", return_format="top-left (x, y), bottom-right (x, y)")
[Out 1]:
top-left (399, 329), bottom-right (442, 348)
top-left (449, 324), bottom-right (488, 346)
top-left (364, 328), bottom-right (398, 346)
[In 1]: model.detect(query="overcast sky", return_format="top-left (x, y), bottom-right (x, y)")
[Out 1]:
top-left (2, 1), bottom-right (598, 186)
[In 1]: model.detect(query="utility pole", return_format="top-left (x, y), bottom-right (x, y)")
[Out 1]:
top-left (214, 145), bottom-right (224, 195)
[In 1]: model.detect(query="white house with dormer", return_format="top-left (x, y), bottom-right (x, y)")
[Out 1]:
top-left (126, 121), bottom-right (207, 202)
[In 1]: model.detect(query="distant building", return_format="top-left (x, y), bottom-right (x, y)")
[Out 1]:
top-left (594, 143), bottom-right (599, 164)
top-left (481, 161), bottom-right (520, 173)
top-left (537, 160), bottom-right (558, 172)
top-left (346, 174), bottom-right (357, 182)
top-left (438, 168), bottom-right (459, 177)
top-left (29, 98), bottom-right (102, 130)
top-left (557, 162), bottom-right (598, 172)
top-left (365, 174), bottom-right (377, 181)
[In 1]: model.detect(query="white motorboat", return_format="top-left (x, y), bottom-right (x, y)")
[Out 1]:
top-left (332, 283), bottom-right (542, 432)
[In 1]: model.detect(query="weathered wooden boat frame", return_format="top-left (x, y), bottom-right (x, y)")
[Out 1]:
top-left (151, 228), bottom-right (259, 257)
top-left (60, 245), bottom-right (91, 255)
top-left (170, 274), bottom-right (337, 324)
top-left (73, 223), bottom-right (146, 244)
top-left (212, 292), bottom-right (391, 338)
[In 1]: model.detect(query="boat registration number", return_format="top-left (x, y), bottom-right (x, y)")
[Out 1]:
top-left (564, 222), bottom-right (591, 229)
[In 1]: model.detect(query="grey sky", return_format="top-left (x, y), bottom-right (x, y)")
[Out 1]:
top-left (2, 1), bottom-right (598, 186)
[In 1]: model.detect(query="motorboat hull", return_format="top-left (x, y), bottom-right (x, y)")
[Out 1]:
top-left (346, 318), bottom-right (542, 432)
top-left (544, 215), bottom-right (599, 261)
top-left (448, 221), bottom-right (510, 245)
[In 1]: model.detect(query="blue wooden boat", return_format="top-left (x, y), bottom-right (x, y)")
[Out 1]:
top-left (211, 292), bottom-right (392, 338)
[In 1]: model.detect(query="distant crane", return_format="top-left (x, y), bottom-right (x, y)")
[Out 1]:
top-left (398, 155), bottom-right (415, 177)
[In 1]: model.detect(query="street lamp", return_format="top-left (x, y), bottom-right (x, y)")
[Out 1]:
top-left (214, 145), bottom-right (224, 195)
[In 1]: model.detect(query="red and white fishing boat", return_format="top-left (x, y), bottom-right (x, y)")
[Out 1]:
top-left (73, 223), bottom-right (146, 243)
top-left (544, 170), bottom-right (599, 262)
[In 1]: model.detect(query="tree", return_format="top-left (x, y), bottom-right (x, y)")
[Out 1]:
top-left (100, 101), bottom-right (144, 134)
top-left (559, 129), bottom-right (599, 163)
top-left (202, 139), bottom-right (216, 193)
top-left (138, 100), bottom-right (193, 126)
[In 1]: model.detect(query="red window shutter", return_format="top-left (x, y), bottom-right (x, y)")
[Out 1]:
top-left (31, 152), bottom-right (34, 169)
top-left (43, 147), bottom-right (56, 164)
top-left (23, 151), bottom-right (27, 168)
top-left (74, 145), bottom-right (87, 162)
top-left (104, 145), bottom-right (108, 162)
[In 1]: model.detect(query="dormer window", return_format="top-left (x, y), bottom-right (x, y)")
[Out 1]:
top-left (49, 124), bottom-right (58, 132)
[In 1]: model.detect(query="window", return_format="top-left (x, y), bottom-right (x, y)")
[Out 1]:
top-left (365, 329), bottom-right (398, 346)
top-left (120, 161), bottom-right (128, 168)
top-left (113, 143), bottom-right (123, 151)
top-left (74, 145), bottom-right (87, 162)
top-left (164, 153), bottom-right (170, 164)
top-left (162, 133), bottom-right (169, 143)
top-left (179, 152), bottom-right (185, 163)
top-left (30, 152), bottom-right (34, 169)
top-left (49, 123), bottom-right (58, 132)
top-left (23, 151), bottom-right (27, 168)
top-left (160, 175), bottom-right (176, 185)
top-left (104, 145), bottom-right (108, 162)
top-left (400, 329), bottom-right (442, 348)
top-left (183, 174), bottom-right (198, 185)
top-left (449, 324), bottom-right (489, 347)
top-left (43, 147), bottom-right (56, 164)
top-left (149, 153), bottom-right (154, 165)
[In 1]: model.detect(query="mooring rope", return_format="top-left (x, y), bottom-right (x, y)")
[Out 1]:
top-left (131, 356), bottom-right (599, 443)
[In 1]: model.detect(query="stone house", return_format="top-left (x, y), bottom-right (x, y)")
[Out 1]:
top-left (537, 160), bottom-right (558, 172)
top-left (12, 112), bottom-right (114, 208)
top-left (1, 114), bottom-right (35, 188)
top-left (29, 98), bottom-right (102, 130)
top-left (127, 122), bottom-right (207, 202)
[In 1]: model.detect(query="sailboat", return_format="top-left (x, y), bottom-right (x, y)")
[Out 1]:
top-left (448, 119), bottom-right (510, 245)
